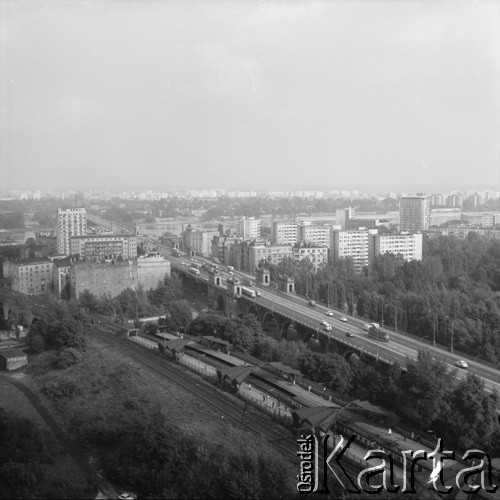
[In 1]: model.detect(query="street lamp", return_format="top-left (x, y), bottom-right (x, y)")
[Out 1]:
top-left (428, 309), bottom-right (436, 347)
top-left (380, 296), bottom-right (384, 327)
top-left (447, 315), bottom-right (454, 354)
top-left (394, 302), bottom-right (398, 334)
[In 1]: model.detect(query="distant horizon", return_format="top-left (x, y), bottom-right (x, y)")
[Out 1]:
top-left (1, 184), bottom-right (499, 197)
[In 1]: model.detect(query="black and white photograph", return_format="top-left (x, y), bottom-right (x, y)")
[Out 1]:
top-left (1, 1), bottom-right (499, 498)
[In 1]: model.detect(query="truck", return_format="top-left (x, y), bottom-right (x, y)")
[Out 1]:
top-left (241, 286), bottom-right (256, 298)
top-left (367, 326), bottom-right (390, 342)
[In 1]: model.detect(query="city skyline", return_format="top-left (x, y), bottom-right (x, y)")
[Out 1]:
top-left (2, 1), bottom-right (500, 194)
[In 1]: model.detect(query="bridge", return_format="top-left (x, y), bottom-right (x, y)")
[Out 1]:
top-left (166, 250), bottom-right (500, 396)
top-left (170, 257), bottom-right (401, 359)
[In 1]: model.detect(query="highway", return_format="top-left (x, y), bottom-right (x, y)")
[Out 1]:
top-left (151, 244), bottom-right (500, 397)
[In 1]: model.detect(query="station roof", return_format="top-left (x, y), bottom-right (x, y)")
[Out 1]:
top-left (164, 338), bottom-right (191, 352)
top-left (202, 335), bottom-right (231, 347)
top-left (266, 361), bottom-right (301, 376)
top-left (219, 365), bottom-right (253, 385)
top-left (0, 349), bottom-right (27, 359)
top-left (292, 406), bottom-right (337, 433)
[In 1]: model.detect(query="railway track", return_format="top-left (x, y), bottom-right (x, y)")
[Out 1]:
top-left (90, 327), bottom-right (366, 494)
top-left (90, 328), bottom-right (299, 459)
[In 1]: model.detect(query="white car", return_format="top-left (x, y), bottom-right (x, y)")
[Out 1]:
top-left (255, 291), bottom-right (262, 297)
top-left (325, 310), bottom-right (334, 317)
top-left (455, 360), bottom-right (469, 370)
top-left (323, 324), bottom-right (333, 331)
top-left (339, 316), bottom-right (348, 322)
top-left (320, 320), bottom-right (329, 327)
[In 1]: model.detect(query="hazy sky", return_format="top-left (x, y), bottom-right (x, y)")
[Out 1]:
top-left (2, 0), bottom-right (499, 193)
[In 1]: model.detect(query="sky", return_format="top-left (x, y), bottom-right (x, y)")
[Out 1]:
top-left (1, 0), bottom-right (500, 194)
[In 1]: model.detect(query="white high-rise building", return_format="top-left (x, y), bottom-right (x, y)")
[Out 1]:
top-left (375, 233), bottom-right (423, 262)
top-left (238, 217), bottom-right (261, 240)
top-left (57, 208), bottom-right (87, 255)
top-left (271, 221), bottom-right (298, 244)
top-left (331, 229), bottom-right (377, 273)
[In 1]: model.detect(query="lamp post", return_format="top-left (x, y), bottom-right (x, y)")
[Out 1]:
top-left (428, 309), bottom-right (436, 347)
top-left (447, 315), bottom-right (454, 354)
top-left (394, 302), bottom-right (398, 334)
top-left (380, 296), bottom-right (384, 327)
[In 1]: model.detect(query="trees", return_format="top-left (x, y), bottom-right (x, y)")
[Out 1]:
top-left (399, 350), bottom-right (455, 427)
top-left (444, 373), bottom-right (499, 451)
top-left (297, 351), bottom-right (353, 394)
top-left (164, 299), bottom-right (192, 331)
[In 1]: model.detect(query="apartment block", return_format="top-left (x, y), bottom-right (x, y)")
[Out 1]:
top-left (438, 227), bottom-right (500, 240)
top-left (183, 228), bottom-right (219, 257)
top-left (292, 244), bottom-right (328, 270)
top-left (399, 196), bottom-right (430, 232)
top-left (248, 241), bottom-right (293, 272)
top-left (237, 217), bottom-right (261, 240)
top-left (374, 233), bottom-right (423, 262)
top-left (271, 221), bottom-right (298, 245)
top-left (56, 208), bottom-right (87, 255)
top-left (331, 230), bottom-right (377, 273)
top-left (5, 258), bottom-right (54, 295)
top-left (297, 222), bottom-right (330, 247)
top-left (482, 213), bottom-right (500, 228)
top-left (70, 234), bottom-right (137, 261)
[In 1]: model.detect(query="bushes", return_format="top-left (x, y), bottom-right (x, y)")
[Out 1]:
top-left (54, 348), bottom-right (83, 370)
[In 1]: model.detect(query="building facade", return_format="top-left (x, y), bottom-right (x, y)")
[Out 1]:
top-left (399, 196), bottom-right (430, 232)
top-left (271, 221), bottom-right (298, 245)
top-left (70, 234), bottom-right (137, 261)
top-left (183, 228), bottom-right (219, 257)
top-left (297, 223), bottom-right (330, 247)
top-left (438, 227), bottom-right (500, 240)
top-left (4, 258), bottom-right (54, 295)
top-left (292, 244), bottom-right (328, 270)
top-left (52, 257), bottom-right (72, 298)
top-left (0, 349), bottom-right (28, 371)
top-left (237, 217), bottom-right (261, 240)
top-left (374, 233), bottom-right (423, 262)
top-left (248, 241), bottom-right (293, 272)
top-left (331, 230), bottom-right (377, 273)
top-left (57, 208), bottom-right (87, 255)
top-left (71, 254), bottom-right (171, 299)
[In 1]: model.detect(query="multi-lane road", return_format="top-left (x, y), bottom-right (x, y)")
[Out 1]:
top-left (157, 246), bottom-right (500, 397)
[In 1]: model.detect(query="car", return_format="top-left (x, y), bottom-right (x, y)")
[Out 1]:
top-left (118, 494), bottom-right (136, 500)
top-left (455, 360), bottom-right (469, 369)
top-left (323, 324), bottom-right (333, 331)
top-left (345, 331), bottom-right (354, 337)
top-left (320, 320), bottom-right (328, 327)
top-left (255, 291), bottom-right (262, 297)
top-left (325, 310), bottom-right (334, 317)
top-left (339, 316), bottom-right (348, 322)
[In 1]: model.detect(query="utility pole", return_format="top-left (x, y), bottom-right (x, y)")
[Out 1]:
top-left (380, 296), bottom-right (384, 326)
top-left (450, 316), bottom-right (454, 354)
top-left (394, 303), bottom-right (398, 334)
top-left (432, 311), bottom-right (436, 347)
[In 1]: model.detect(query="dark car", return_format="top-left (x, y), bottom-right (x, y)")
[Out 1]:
top-left (345, 331), bottom-right (354, 337)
